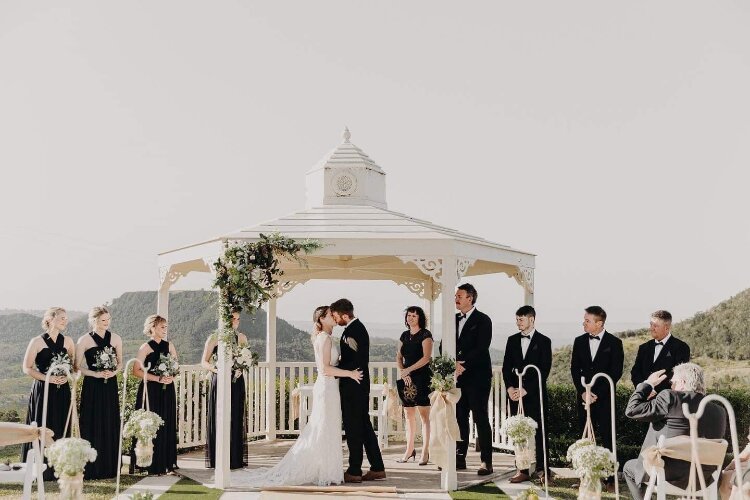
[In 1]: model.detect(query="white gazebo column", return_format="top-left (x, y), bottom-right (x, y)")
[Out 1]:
top-left (515, 266), bottom-right (535, 306)
top-left (266, 297), bottom-right (278, 441)
top-left (215, 317), bottom-right (232, 488)
top-left (157, 265), bottom-right (183, 320)
top-left (440, 257), bottom-right (458, 491)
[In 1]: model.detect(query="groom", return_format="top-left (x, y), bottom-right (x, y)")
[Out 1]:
top-left (330, 298), bottom-right (386, 483)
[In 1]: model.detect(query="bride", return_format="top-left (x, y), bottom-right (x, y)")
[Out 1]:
top-left (234, 305), bottom-right (363, 486)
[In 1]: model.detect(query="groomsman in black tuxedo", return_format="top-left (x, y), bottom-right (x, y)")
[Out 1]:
top-left (502, 306), bottom-right (552, 484)
top-left (570, 306), bottom-right (624, 491)
top-left (630, 310), bottom-right (690, 396)
top-left (453, 283), bottom-right (494, 475)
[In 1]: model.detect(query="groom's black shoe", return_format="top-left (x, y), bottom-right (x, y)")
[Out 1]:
top-left (362, 470), bottom-right (386, 481)
top-left (456, 456), bottom-right (467, 470)
top-left (344, 472), bottom-right (362, 483)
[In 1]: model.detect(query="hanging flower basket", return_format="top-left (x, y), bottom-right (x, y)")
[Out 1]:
top-left (44, 437), bottom-right (96, 500)
top-left (58, 471), bottom-right (84, 500)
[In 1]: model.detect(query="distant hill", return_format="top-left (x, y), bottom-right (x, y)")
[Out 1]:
top-left (548, 287), bottom-right (750, 388)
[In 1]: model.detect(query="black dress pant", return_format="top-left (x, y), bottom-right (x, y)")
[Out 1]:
top-left (341, 387), bottom-right (384, 476)
top-left (576, 392), bottom-right (614, 451)
top-left (509, 391), bottom-right (549, 473)
top-left (456, 378), bottom-right (493, 464)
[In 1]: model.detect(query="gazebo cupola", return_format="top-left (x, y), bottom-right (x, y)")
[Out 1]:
top-left (305, 127), bottom-right (387, 209)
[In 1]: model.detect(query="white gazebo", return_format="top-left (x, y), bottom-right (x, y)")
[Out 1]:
top-left (157, 128), bottom-right (535, 490)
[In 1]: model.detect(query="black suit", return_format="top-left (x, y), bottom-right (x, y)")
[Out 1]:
top-left (630, 336), bottom-right (690, 393)
top-left (502, 330), bottom-right (552, 473)
top-left (570, 331), bottom-right (624, 451)
top-left (623, 382), bottom-right (727, 500)
top-left (454, 308), bottom-right (493, 464)
top-left (338, 318), bottom-right (384, 476)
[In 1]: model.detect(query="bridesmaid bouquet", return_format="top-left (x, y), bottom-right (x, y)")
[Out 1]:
top-left (231, 344), bottom-right (259, 382)
top-left (153, 353), bottom-right (179, 390)
top-left (124, 409), bottom-right (165, 467)
top-left (92, 345), bottom-right (117, 383)
top-left (429, 355), bottom-right (456, 391)
top-left (49, 352), bottom-right (73, 389)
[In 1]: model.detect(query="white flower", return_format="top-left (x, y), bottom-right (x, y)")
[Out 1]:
top-left (158, 363), bottom-right (166, 371)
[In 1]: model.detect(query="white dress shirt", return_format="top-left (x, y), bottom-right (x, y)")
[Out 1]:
top-left (521, 329), bottom-right (535, 358)
top-left (457, 307), bottom-right (475, 338)
top-left (653, 333), bottom-right (671, 362)
top-left (588, 330), bottom-right (605, 360)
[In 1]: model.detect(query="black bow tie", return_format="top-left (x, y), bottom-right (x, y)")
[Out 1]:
top-left (588, 335), bottom-right (601, 341)
top-left (655, 341), bottom-right (664, 346)
top-left (457, 313), bottom-right (466, 321)
top-left (521, 333), bottom-right (531, 339)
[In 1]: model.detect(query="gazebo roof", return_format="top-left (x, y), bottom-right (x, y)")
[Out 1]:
top-left (157, 129), bottom-right (535, 298)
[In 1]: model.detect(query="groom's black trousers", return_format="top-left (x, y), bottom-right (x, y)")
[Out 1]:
top-left (456, 378), bottom-right (493, 465)
top-left (341, 388), bottom-right (384, 476)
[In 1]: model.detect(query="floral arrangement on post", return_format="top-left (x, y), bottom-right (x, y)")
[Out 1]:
top-left (152, 353), bottom-right (179, 390)
top-left (92, 345), bottom-right (117, 383)
top-left (427, 355), bottom-right (462, 470)
top-left (49, 352), bottom-right (72, 388)
top-left (429, 355), bottom-right (457, 391)
top-left (45, 437), bottom-right (97, 499)
top-left (212, 233), bottom-right (322, 355)
top-left (502, 414), bottom-right (538, 470)
top-left (123, 409), bottom-right (165, 467)
top-left (567, 438), bottom-right (615, 500)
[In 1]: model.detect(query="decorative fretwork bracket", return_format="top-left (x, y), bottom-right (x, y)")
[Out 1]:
top-left (513, 266), bottom-right (535, 294)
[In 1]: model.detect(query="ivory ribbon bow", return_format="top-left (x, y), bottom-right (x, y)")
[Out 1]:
top-left (642, 435), bottom-right (726, 472)
top-left (429, 388), bottom-right (462, 470)
top-left (290, 387), bottom-right (301, 421)
top-left (0, 422), bottom-right (55, 447)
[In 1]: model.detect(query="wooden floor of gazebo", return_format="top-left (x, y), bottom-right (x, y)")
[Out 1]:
top-left (176, 440), bottom-right (515, 492)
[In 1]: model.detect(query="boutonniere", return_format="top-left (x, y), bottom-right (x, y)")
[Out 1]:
top-left (345, 337), bottom-right (358, 352)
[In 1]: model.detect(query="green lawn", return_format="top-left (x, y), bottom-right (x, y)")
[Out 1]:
top-left (0, 473), bottom-right (140, 499)
top-left (451, 482), bottom-right (509, 499)
top-left (159, 478), bottom-right (222, 500)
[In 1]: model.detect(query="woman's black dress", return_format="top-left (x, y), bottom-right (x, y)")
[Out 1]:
top-left (79, 330), bottom-right (121, 479)
top-left (21, 333), bottom-right (72, 481)
top-left (132, 339), bottom-right (177, 475)
top-left (397, 329), bottom-right (433, 407)
top-left (205, 335), bottom-right (249, 469)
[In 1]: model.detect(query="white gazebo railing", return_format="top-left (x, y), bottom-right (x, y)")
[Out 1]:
top-left (175, 363), bottom-right (510, 450)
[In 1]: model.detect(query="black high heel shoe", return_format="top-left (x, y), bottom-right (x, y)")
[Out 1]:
top-left (396, 449), bottom-right (416, 463)
top-left (419, 452), bottom-right (429, 466)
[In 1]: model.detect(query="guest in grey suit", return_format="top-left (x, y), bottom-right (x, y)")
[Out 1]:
top-left (623, 363), bottom-right (727, 500)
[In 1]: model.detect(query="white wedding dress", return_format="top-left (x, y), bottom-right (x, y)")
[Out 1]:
top-left (233, 332), bottom-right (344, 486)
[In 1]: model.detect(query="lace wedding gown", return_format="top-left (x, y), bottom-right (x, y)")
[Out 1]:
top-left (234, 332), bottom-right (344, 486)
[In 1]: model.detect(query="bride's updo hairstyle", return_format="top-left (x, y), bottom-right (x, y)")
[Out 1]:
top-left (311, 306), bottom-right (330, 343)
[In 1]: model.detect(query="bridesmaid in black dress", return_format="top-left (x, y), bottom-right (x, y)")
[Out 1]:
top-left (396, 306), bottom-right (434, 466)
top-left (131, 314), bottom-right (178, 475)
top-left (77, 306), bottom-right (122, 479)
top-left (201, 310), bottom-right (249, 469)
top-left (21, 307), bottom-right (75, 481)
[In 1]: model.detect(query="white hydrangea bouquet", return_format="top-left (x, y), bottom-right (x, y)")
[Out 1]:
top-left (152, 353), bottom-right (179, 390)
top-left (92, 345), bottom-right (117, 383)
top-left (231, 344), bottom-right (259, 382)
top-left (567, 438), bottom-right (616, 499)
top-left (124, 409), bottom-right (165, 467)
top-left (45, 437), bottom-right (97, 498)
top-left (503, 415), bottom-right (538, 470)
top-left (49, 352), bottom-right (73, 388)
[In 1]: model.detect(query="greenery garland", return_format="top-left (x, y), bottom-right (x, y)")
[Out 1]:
top-left (212, 233), bottom-right (322, 351)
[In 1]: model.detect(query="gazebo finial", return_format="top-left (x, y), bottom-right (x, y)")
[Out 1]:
top-left (342, 126), bottom-right (351, 143)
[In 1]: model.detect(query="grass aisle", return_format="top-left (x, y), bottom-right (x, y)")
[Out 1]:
top-left (159, 477), bottom-right (222, 500)
top-left (0, 475), bottom-right (141, 499)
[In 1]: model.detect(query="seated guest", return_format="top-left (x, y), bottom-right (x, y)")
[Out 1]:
top-left (720, 429), bottom-right (750, 500)
top-left (623, 363), bottom-right (727, 500)
top-left (630, 310), bottom-right (690, 396)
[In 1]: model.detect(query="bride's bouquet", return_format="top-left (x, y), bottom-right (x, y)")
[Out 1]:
top-left (231, 344), bottom-right (259, 382)
top-left (152, 353), bottom-right (179, 390)
top-left (92, 345), bottom-right (117, 383)
top-left (49, 352), bottom-right (73, 388)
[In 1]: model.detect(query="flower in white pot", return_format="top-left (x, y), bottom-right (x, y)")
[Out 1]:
top-left (567, 439), bottom-right (615, 500)
top-left (502, 415), bottom-right (538, 470)
top-left (124, 409), bottom-right (164, 467)
top-left (45, 437), bottom-right (97, 499)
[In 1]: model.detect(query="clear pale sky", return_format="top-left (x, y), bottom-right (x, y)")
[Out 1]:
top-left (1, 2), bottom-right (749, 329)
